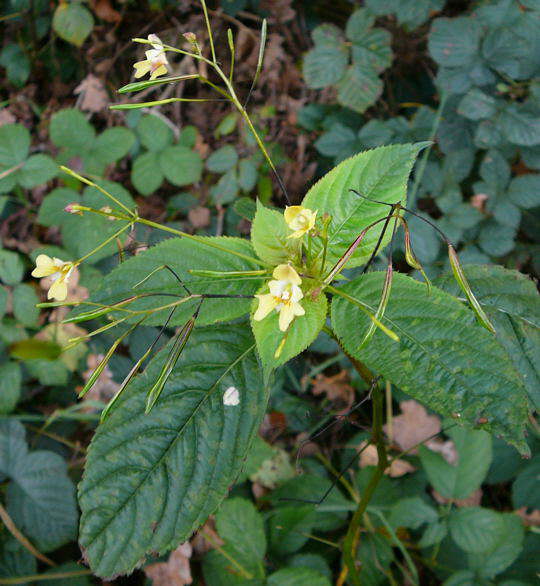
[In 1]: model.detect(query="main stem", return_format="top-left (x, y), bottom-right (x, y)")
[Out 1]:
top-left (341, 380), bottom-right (388, 585)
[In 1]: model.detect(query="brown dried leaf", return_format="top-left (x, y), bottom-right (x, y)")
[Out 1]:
top-left (359, 442), bottom-right (415, 477)
top-left (0, 108), bottom-right (16, 126)
top-left (74, 74), bottom-right (109, 113)
top-left (471, 193), bottom-right (488, 212)
top-left (386, 400), bottom-right (441, 453)
top-left (309, 370), bottom-right (354, 409)
top-left (188, 206), bottom-right (210, 229)
top-left (144, 542), bottom-right (193, 586)
top-left (191, 520), bottom-right (223, 556)
top-left (259, 0), bottom-right (296, 22)
top-left (516, 507), bottom-right (540, 526)
top-left (90, 0), bottom-right (121, 23)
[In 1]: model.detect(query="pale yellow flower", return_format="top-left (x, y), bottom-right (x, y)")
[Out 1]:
top-left (133, 34), bottom-right (169, 80)
top-left (284, 206), bottom-right (317, 239)
top-left (254, 264), bottom-right (305, 332)
top-left (31, 254), bottom-right (74, 301)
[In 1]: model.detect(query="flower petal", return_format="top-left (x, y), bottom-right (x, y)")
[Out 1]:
top-left (254, 294), bottom-right (278, 321)
top-left (48, 278), bottom-right (68, 301)
top-left (31, 255), bottom-right (58, 278)
top-left (278, 304), bottom-right (295, 331)
top-left (273, 264), bottom-right (301, 285)
top-left (133, 60), bottom-right (152, 78)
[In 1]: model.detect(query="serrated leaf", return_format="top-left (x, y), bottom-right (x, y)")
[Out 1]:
top-left (159, 145), bottom-right (203, 186)
top-left (302, 143), bottom-right (426, 270)
top-left (216, 498), bottom-right (266, 562)
top-left (312, 23), bottom-right (343, 47)
top-left (499, 104), bottom-right (540, 147)
top-left (336, 65), bottom-right (382, 113)
top-left (250, 201), bottom-right (291, 265)
top-left (79, 325), bottom-right (268, 578)
top-left (331, 272), bottom-right (529, 453)
top-left (303, 45), bottom-right (348, 89)
top-left (428, 17), bottom-right (481, 67)
top-left (351, 28), bottom-right (393, 73)
top-left (512, 456), bottom-right (540, 510)
top-left (251, 291), bottom-right (327, 372)
top-left (418, 427), bottom-right (492, 499)
top-left (457, 88), bottom-right (497, 121)
top-left (81, 236), bottom-right (264, 327)
top-left (449, 507), bottom-right (504, 553)
top-left (435, 264), bottom-right (540, 409)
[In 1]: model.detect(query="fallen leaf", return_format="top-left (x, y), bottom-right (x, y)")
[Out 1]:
top-left (359, 442), bottom-right (415, 477)
top-left (191, 519), bottom-right (223, 555)
top-left (90, 0), bottom-right (121, 23)
top-left (0, 108), bottom-right (16, 126)
top-left (188, 205), bottom-right (210, 229)
top-left (385, 400), bottom-right (441, 453)
top-left (35, 322), bottom-right (87, 371)
top-left (424, 437), bottom-right (458, 465)
top-left (471, 193), bottom-right (488, 212)
top-left (74, 74), bottom-right (109, 113)
top-left (144, 542), bottom-right (193, 586)
top-left (309, 370), bottom-right (354, 409)
top-left (516, 508), bottom-right (540, 526)
top-left (259, 0), bottom-right (295, 22)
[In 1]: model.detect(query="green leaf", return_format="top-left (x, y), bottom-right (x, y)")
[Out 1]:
top-left (508, 174), bottom-right (540, 209)
top-left (79, 325), bottom-right (268, 578)
top-left (457, 88), bottom-right (497, 121)
top-left (137, 114), bottom-right (173, 152)
top-left (0, 124), bottom-right (30, 193)
top-left (9, 339), bottom-right (62, 360)
top-left (238, 159), bottom-right (258, 193)
top-left (207, 145), bottom-right (239, 173)
top-left (52, 2), bottom-right (94, 47)
top-left (336, 65), bottom-right (383, 113)
top-left (18, 154), bottom-right (58, 188)
top-left (435, 264), bottom-right (540, 410)
top-left (83, 236), bottom-right (264, 327)
top-left (159, 145), bottom-right (203, 186)
top-left (389, 497), bottom-right (438, 530)
top-left (216, 498), bottom-right (266, 562)
top-left (499, 104), bottom-right (540, 147)
top-left (428, 17), bottom-right (481, 67)
top-left (0, 44), bottom-right (30, 87)
top-left (50, 109), bottom-right (95, 152)
top-left (211, 169), bottom-right (239, 205)
top-left (131, 151), bottom-right (163, 195)
top-left (346, 9), bottom-right (375, 41)
top-left (92, 127), bottom-right (135, 165)
top-left (12, 283), bottom-right (40, 328)
top-left (468, 513), bottom-right (525, 578)
top-left (312, 23), bottom-right (343, 47)
top-left (0, 362), bottom-right (21, 413)
top-left (351, 28), bottom-right (393, 73)
top-left (478, 220), bottom-right (516, 257)
top-left (512, 456), bottom-right (540, 510)
top-left (267, 568), bottom-right (331, 586)
top-left (302, 143), bottom-right (426, 269)
top-left (37, 187), bottom-right (79, 227)
top-left (268, 505), bottom-right (316, 555)
top-left (0, 421), bottom-right (78, 553)
top-left (418, 427), bottom-right (492, 499)
top-left (250, 201), bottom-right (290, 266)
top-left (303, 45), bottom-right (349, 89)
top-left (251, 291), bottom-right (327, 372)
top-left (331, 272), bottom-right (529, 453)
top-left (449, 507), bottom-right (505, 553)
top-left (0, 250), bottom-right (24, 285)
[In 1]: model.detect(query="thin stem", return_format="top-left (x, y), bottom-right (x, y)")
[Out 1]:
top-left (342, 383), bottom-right (388, 585)
top-left (200, 0), bottom-right (217, 63)
top-left (76, 222), bottom-right (132, 264)
top-left (0, 502), bottom-right (55, 567)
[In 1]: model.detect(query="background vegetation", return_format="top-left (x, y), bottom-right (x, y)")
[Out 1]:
top-left (0, 0), bottom-right (538, 584)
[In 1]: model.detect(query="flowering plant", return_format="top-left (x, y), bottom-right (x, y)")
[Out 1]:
top-left (35, 2), bottom-right (534, 581)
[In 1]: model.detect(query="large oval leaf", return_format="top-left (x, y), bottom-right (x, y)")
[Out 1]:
top-left (78, 325), bottom-right (268, 578)
top-left (302, 143), bottom-right (427, 270)
top-left (77, 236), bottom-right (265, 327)
top-left (435, 264), bottom-right (540, 410)
top-left (331, 272), bottom-right (529, 454)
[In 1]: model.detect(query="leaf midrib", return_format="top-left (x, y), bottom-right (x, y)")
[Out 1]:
top-left (83, 342), bottom-right (256, 549)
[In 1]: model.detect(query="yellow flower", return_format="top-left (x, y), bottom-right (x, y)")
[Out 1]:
top-left (284, 206), bottom-right (317, 239)
top-left (133, 34), bottom-right (169, 80)
top-left (31, 254), bottom-right (74, 301)
top-left (254, 264), bottom-right (305, 332)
